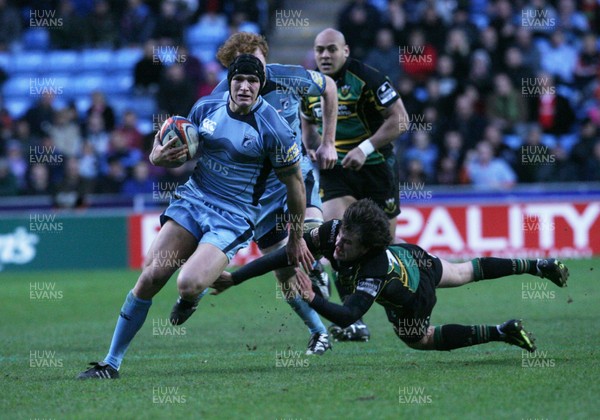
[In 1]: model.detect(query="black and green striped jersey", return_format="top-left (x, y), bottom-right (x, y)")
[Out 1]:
top-left (311, 220), bottom-right (421, 310)
top-left (301, 58), bottom-right (400, 165)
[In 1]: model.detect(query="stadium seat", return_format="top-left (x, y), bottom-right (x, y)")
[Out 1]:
top-left (126, 95), bottom-right (157, 119)
top-left (80, 49), bottom-right (114, 72)
top-left (0, 53), bottom-right (9, 72)
top-left (13, 51), bottom-right (46, 74)
top-left (4, 96), bottom-right (33, 118)
top-left (21, 28), bottom-right (50, 50)
top-left (71, 72), bottom-right (106, 96)
top-left (75, 96), bottom-right (92, 117)
top-left (46, 51), bottom-right (80, 73)
top-left (137, 118), bottom-right (153, 135)
top-left (102, 72), bottom-right (133, 94)
top-left (191, 46), bottom-right (218, 65)
top-left (113, 48), bottom-right (143, 72)
top-left (185, 17), bottom-right (228, 48)
top-left (2, 76), bottom-right (34, 98)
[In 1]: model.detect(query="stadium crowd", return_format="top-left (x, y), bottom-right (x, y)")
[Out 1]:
top-left (0, 0), bottom-right (599, 204)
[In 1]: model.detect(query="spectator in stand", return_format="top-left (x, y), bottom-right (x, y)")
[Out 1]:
top-left (85, 113), bottom-right (111, 157)
top-left (5, 141), bottom-right (27, 191)
top-left (114, 110), bottom-right (143, 150)
top-left (528, 72), bottom-right (576, 149)
top-left (385, 0), bottom-right (410, 46)
top-left (489, 0), bottom-right (518, 48)
top-left (502, 46), bottom-right (535, 92)
top-left (514, 124), bottom-right (551, 183)
top-left (365, 28), bottom-right (402, 87)
top-left (404, 158), bottom-right (428, 185)
top-left (96, 156), bottom-right (127, 194)
top-left (581, 0), bottom-right (600, 33)
top-left (477, 26), bottom-right (504, 73)
top-left (85, 0), bottom-right (118, 48)
top-left (450, 6), bottom-right (479, 45)
top-left (78, 141), bottom-right (99, 193)
top-left (120, 0), bottom-right (156, 47)
top-left (338, 0), bottom-right (381, 60)
top-left (121, 160), bottom-right (155, 195)
top-left (0, 157), bottom-right (17, 196)
top-left (51, 0), bottom-right (87, 49)
top-left (574, 33), bottom-right (600, 91)
top-left (521, 0), bottom-right (558, 39)
top-left (48, 108), bottom-right (83, 158)
top-left (466, 140), bottom-right (516, 190)
top-left (435, 55), bottom-right (459, 101)
top-left (24, 93), bottom-right (57, 139)
top-left (23, 163), bottom-right (52, 196)
top-left (419, 4), bottom-right (448, 51)
top-left (583, 84), bottom-right (600, 126)
top-left (404, 130), bottom-right (438, 182)
top-left (105, 130), bottom-right (142, 173)
top-left (197, 61), bottom-right (221, 98)
top-left (134, 40), bottom-right (165, 94)
top-left (53, 157), bottom-right (88, 208)
top-left (435, 155), bottom-right (460, 185)
top-left (395, 77), bottom-right (421, 116)
top-left (157, 64), bottom-right (196, 117)
top-left (178, 45), bottom-right (205, 95)
top-left (87, 91), bottom-right (115, 132)
top-left (584, 140), bottom-right (600, 181)
top-left (539, 29), bottom-right (578, 85)
top-left (513, 27), bottom-right (542, 75)
top-left (400, 28), bottom-right (437, 84)
top-left (421, 79), bottom-right (450, 130)
top-left (0, 0), bottom-right (20, 51)
top-left (482, 123), bottom-right (515, 165)
top-left (443, 28), bottom-right (472, 83)
top-left (152, 0), bottom-right (187, 45)
top-left (557, 0), bottom-right (590, 41)
top-left (468, 50), bottom-right (494, 96)
top-left (486, 72), bottom-right (528, 134)
top-left (570, 118), bottom-right (598, 180)
top-left (440, 130), bottom-right (465, 164)
top-left (445, 94), bottom-right (488, 151)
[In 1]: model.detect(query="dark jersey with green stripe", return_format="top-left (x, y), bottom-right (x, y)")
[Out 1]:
top-left (309, 220), bottom-right (421, 310)
top-left (301, 58), bottom-right (400, 165)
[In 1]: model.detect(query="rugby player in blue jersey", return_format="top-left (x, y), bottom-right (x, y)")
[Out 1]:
top-left (78, 54), bottom-right (312, 379)
top-left (177, 32), bottom-right (339, 356)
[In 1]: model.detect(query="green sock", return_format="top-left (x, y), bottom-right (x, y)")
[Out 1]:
top-left (433, 324), bottom-right (501, 350)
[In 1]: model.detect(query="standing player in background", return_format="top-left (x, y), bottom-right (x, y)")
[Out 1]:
top-left (301, 28), bottom-right (409, 342)
top-left (78, 55), bottom-right (312, 379)
top-left (175, 32), bottom-right (339, 356)
top-left (213, 199), bottom-right (569, 354)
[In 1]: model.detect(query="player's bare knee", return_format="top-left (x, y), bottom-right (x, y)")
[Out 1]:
top-left (176, 272), bottom-right (205, 298)
top-left (404, 327), bottom-right (436, 350)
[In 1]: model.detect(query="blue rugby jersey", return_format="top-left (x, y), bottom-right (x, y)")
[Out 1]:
top-left (186, 92), bottom-right (301, 222)
top-left (213, 64), bottom-right (326, 199)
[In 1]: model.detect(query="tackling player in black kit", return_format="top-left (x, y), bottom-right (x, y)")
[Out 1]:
top-left (212, 199), bottom-right (569, 353)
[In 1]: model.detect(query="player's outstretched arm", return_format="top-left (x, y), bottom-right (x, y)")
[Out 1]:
top-left (296, 269), bottom-right (374, 328)
top-left (149, 132), bottom-right (188, 168)
top-left (315, 74), bottom-right (338, 169)
top-left (275, 163), bottom-right (314, 272)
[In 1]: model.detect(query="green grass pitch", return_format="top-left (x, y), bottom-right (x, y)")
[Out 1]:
top-left (2, 258), bottom-right (599, 419)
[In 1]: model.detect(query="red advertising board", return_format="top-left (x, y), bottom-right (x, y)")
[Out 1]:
top-left (128, 201), bottom-right (600, 269)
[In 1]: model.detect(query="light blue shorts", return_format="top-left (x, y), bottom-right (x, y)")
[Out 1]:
top-left (161, 181), bottom-right (254, 261)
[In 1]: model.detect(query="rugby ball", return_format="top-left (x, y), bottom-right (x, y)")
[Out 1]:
top-left (159, 116), bottom-right (200, 163)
